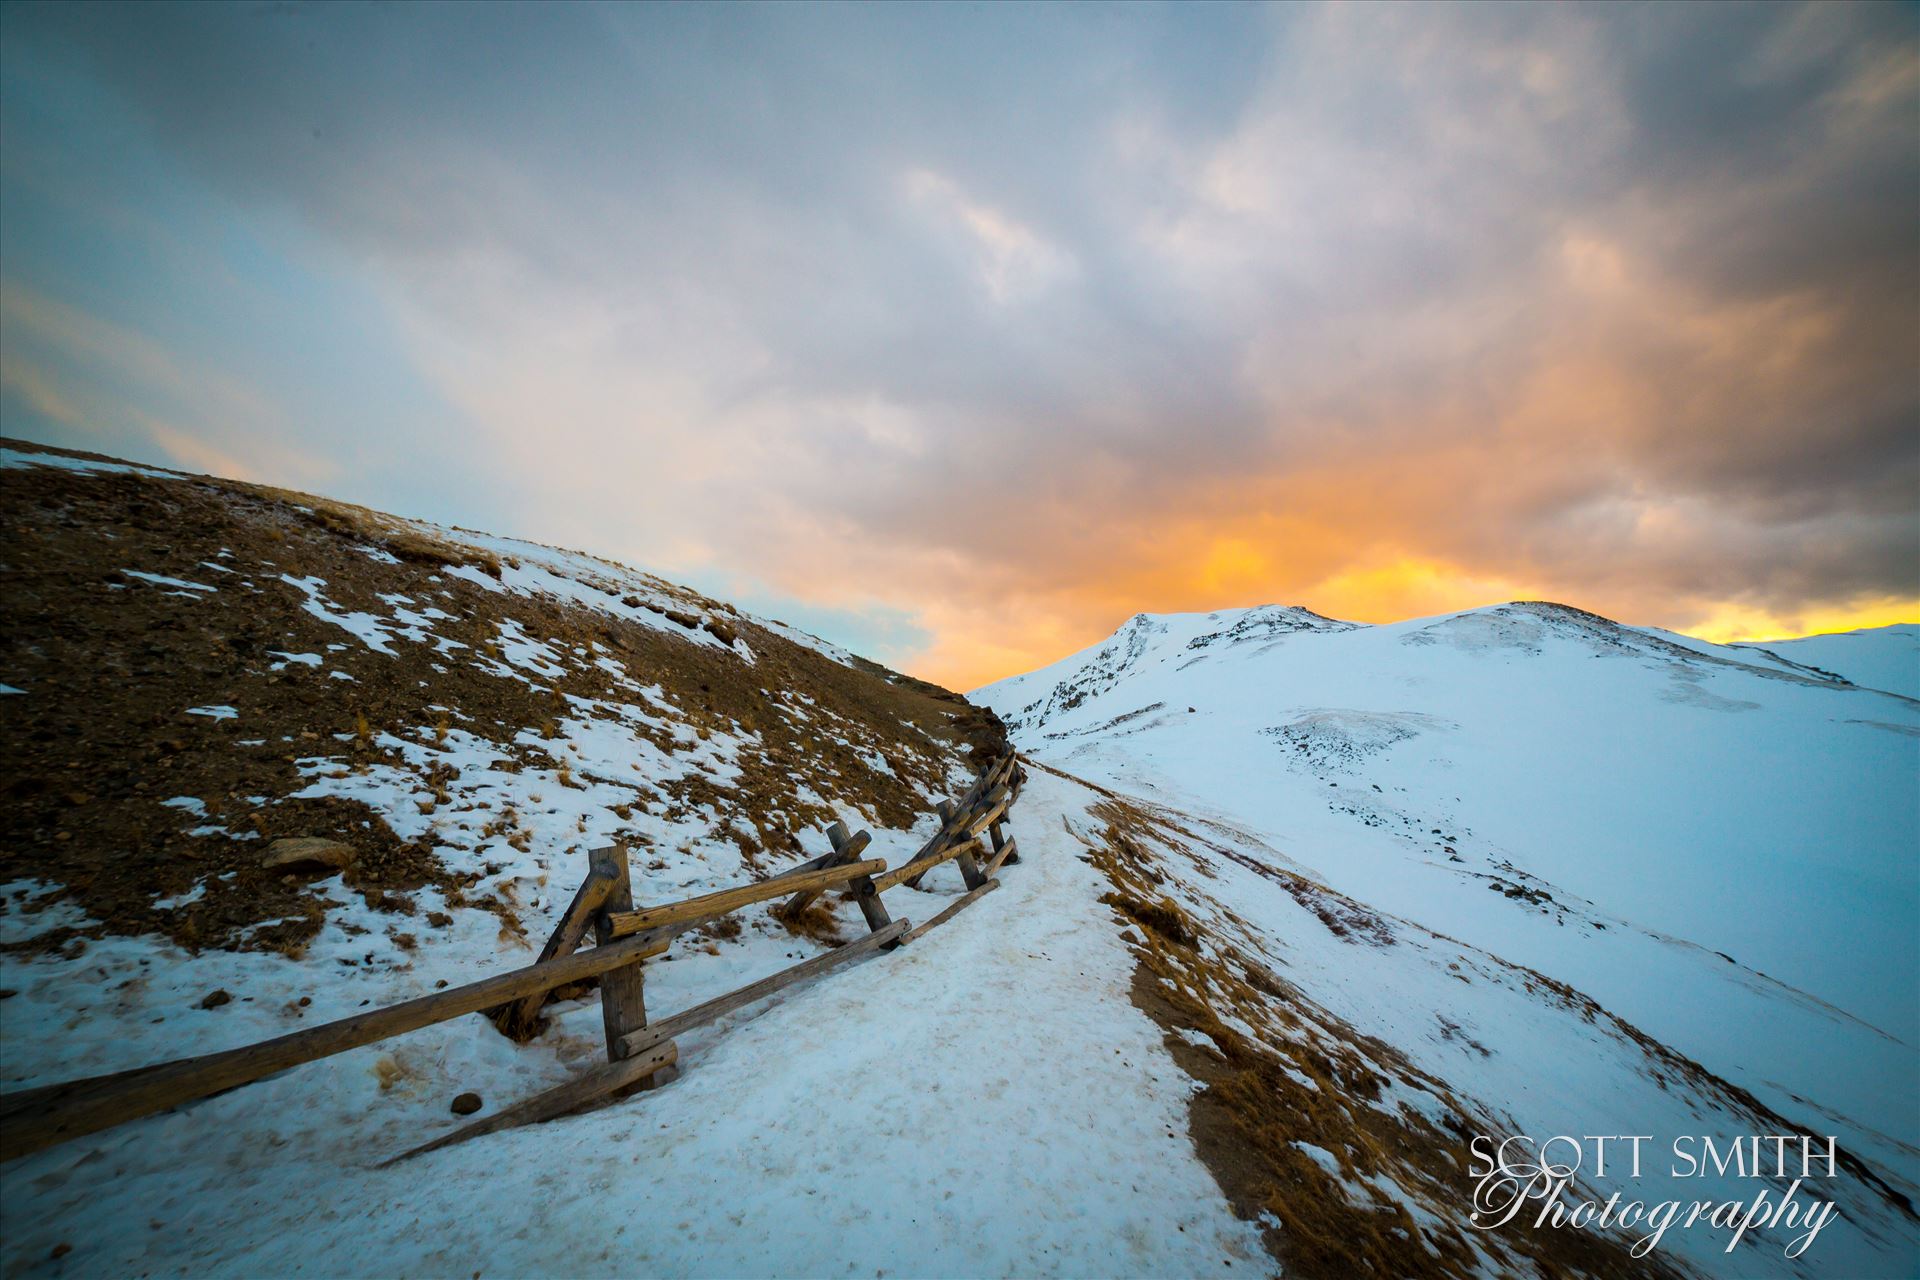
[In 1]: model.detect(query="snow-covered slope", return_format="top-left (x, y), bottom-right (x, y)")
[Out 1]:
top-left (1733, 625), bottom-right (1920, 702)
top-left (978, 601), bottom-right (1920, 1276)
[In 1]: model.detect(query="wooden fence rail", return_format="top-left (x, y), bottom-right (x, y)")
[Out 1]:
top-left (605, 858), bottom-right (886, 938)
top-left (0, 749), bottom-right (1028, 1166)
top-left (871, 836), bottom-right (985, 893)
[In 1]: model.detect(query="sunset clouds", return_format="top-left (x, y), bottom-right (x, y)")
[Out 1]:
top-left (2, 2), bottom-right (1914, 687)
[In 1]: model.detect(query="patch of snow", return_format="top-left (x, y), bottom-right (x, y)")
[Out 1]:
top-left (279, 575), bottom-right (396, 654)
top-left (0, 447), bottom-right (175, 479)
top-left (123, 570), bottom-right (217, 593)
top-left (754, 617), bottom-right (858, 667)
top-left (151, 881), bottom-right (209, 911)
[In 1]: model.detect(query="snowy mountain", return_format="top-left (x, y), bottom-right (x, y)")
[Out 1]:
top-left (4, 442), bottom-right (1915, 1279)
top-left (977, 601), bottom-right (1919, 1278)
top-left (1734, 625), bottom-right (1920, 702)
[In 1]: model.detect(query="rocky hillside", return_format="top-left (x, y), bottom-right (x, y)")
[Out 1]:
top-left (1, 439), bottom-right (1004, 966)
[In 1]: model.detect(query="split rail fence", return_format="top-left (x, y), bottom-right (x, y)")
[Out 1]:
top-left (0, 749), bottom-right (1028, 1165)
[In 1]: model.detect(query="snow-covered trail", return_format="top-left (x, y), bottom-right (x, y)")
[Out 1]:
top-left (2, 769), bottom-right (1262, 1279)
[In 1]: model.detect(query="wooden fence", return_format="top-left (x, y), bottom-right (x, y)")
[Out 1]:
top-left (0, 750), bottom-right (1027, 1165)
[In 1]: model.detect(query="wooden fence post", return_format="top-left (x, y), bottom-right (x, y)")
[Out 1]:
top-left (492, 864), bottom-right (617, 1039)
top-left (776, 821), bottom-right (870, 919)
top-left (954, 843), bottom-right (988, 891)
top-left (990, 815), bottom-right (1020, 865)
top-left (591, 843), bottom-right (670, 1088)
top-left (829, 825), bottom-right (898, 944)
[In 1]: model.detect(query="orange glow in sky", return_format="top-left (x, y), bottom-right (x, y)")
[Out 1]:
top-left (915, 555), bottom-right (1920, 692)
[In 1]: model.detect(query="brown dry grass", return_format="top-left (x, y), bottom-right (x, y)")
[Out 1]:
top-left (0, 443), bottom-right (1004, 958)
top-left (238, 480), bottom-right (505, 579)
top-left (1081, 796), bottom-right (1681, 1280)
top-left (769, 900), bottom-right (845, 944)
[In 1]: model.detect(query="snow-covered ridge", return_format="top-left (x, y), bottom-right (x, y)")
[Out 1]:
top-left (1734, 624), bottom-right (1920, 701)
top-left (976, 595), bottom-right (1920, 1276)
top-left (991, 603), bottom-right (1359, 733)
top-left (989, 598), bottom-right (1897, 739)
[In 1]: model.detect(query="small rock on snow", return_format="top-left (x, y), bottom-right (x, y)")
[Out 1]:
top-left (262, 837), bottom-right (357, 874)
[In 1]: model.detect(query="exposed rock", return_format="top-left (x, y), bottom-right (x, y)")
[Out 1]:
top-left (262, 837), bottom-right (357, 875)
top-left (450, 1091), bottom-right (483, 1115)
top-left (199, 989), bottom-right (232, 1010)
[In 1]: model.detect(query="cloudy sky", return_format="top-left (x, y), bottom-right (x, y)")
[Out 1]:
top-left (3, 2), bottom-right (1915, 688)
